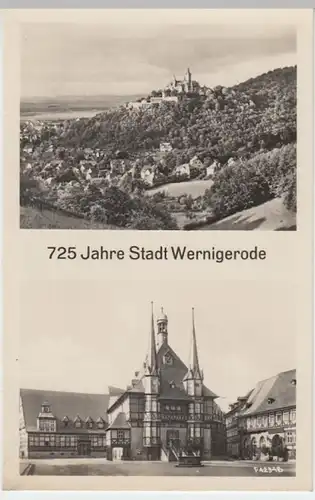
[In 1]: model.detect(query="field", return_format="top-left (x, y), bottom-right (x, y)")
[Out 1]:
top-left (147, 179), bottom-right (214, 199)
top-left (200, 198), bottom-right (296, 231)
top-left (20, 94), bottom-right (142, 121)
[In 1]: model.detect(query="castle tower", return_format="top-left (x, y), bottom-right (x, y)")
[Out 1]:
top-left (143, 303), bottom-right (161, 459)
top-left (184, 308), bottom-right (204, 456)
top-left (184, 68), bottom-right (192, 92)
top-left (156, 307), bottom-right (168, 350)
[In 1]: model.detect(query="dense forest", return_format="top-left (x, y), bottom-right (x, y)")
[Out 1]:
top-left (20, 66), bottom-right (297, 230)
top-left (57, 66), bottom-right (296, 160)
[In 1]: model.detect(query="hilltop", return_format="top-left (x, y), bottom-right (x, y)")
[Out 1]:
top-left (56, 66), bottom-right (296, 157)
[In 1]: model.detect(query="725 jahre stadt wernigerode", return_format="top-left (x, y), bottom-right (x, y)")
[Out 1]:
top-left (47, 245), bottom-right (267, 263)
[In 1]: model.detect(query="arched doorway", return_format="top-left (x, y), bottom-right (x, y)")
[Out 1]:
top-left (271, 434), bottom-right (283, 458)
top-left (259, 436), bottom-right (267, 458)
top-left (243, 437), bottom-right (250, 459)
top-left (251, 437), bottom-right (257, 458)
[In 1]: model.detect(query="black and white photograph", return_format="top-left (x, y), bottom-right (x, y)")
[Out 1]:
top-left (19, 279), bottom-right (296, 477)
top-left (20, 11), bottom-right (297, 231)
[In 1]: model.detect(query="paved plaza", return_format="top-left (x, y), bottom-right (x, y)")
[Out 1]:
top-left (20, 458), bottom-right (296, 477)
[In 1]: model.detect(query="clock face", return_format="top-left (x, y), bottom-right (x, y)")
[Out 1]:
top-left (164, 353), bottom-right (173, 365)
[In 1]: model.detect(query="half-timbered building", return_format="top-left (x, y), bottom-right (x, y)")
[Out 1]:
top-left (20, 306), bottom-right (226, 461)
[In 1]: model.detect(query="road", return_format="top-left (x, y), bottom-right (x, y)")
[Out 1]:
top-left (20, 458), bottom-right (295, 477)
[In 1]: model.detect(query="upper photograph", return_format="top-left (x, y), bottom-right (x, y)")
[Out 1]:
top-left (20, 13), bottom-right (297, 230)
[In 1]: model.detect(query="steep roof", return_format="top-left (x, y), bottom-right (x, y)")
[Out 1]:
top-left (107, 340), bottom-right (218, 413)
top-left (241, 369), bottom-right (296, 416)
top-left (20, 388), bottom-right (109, 433)
top-left (157, 343), bottom-right (217, 399)
top-left (107, 412), bottom-right (130, 430)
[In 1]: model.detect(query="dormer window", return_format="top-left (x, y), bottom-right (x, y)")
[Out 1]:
top-left (85, 417), bottom-right (93, 429)
top-left (169, 381), bottom-right (176, 389)
top-left (96, 417), bottom-right (105, 429)
top-left (268, 397), bottom-right (275, 404)
top-left (291, 379), bottom-right (297, 386)
top-left (62, 416), bottom-right (69, 427)
top-left (38, 419), bottom-right (56, 432)
top-left (37, 400), bottom-right (56, 432)
top-left (74, 416), bottom-right (82, 428)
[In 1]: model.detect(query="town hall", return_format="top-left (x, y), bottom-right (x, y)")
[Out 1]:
top-left (19, 306), bottom-right (226, 461)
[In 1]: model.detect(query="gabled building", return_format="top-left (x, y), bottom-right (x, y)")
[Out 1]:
top-left (20, 306), bottom-right (226, 461)
top-left (226, 369), bottom-right (296, 461)
top-left (19, 390), bottom-right (109, 459)
top-left (105, 306), bottom-right (225, 461)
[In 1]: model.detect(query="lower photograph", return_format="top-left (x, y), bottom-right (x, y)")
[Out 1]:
top-left (19, 278), bottom-right (296, 478)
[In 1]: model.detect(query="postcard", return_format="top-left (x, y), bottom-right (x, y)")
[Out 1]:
top-left (2, 8), bottom-right (313, 492)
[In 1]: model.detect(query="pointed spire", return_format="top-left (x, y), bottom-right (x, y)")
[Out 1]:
top-left (146, 302), bottom-right (157, 375)
top-left (189, 307), bottom-right (202, 378)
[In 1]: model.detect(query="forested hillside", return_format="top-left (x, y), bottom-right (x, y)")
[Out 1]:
top-left (57, 66), bottom-right (296, 161)
top-left (20, 66), bottom-right (297, 230)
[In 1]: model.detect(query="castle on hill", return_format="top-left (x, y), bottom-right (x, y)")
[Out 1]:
top-left (165, 68), bottom-right (194, 94)
top-left (125, 68), bottom-right (207, 110)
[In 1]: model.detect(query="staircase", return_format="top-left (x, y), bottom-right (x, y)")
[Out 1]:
top-left (162, 441), bottom-right (201, 463)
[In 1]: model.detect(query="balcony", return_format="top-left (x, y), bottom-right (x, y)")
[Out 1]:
top-left (110, 438), bottom-right (131, 447)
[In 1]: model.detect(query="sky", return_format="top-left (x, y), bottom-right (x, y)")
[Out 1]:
top-left (20, 20), bottom-right (296, 98)
top-left (20, 278), bottom-right (296, 412)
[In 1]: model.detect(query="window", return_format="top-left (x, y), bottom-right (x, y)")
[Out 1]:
top-left (286, 431), bottom-right (296, 444)
top-left (276, 413), bottom-right (282, 425)
top-left (176, 406), bottom-right (181, 412)
top-left (41, 402), bottom-right (51, 413)
top-left (291, 379), bottom-right (296, 386)
top-left (269, 413), bottom-right (275, 426)
top-left (165, 405), bottom-right (170, 411)
top-left (268, 398), bottom-right (275, 404)
top-left (38, 419), bottom-right (55, 432)
top-left (290, 409), bottom-right (296, 423)
top-left (171, 405), bottom-right (175, 411)
top-left (263, 415), bottom-right (268, 427)
top-left (187, 380), bottom-right (194, 394)
top-left (257, 416), bottom-right (262, 427)
top-left (283, 412), bottom-right (289, 424)
top-left (117, 430), bottom-right (124, 439)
